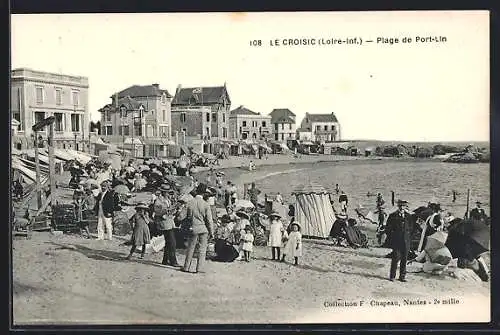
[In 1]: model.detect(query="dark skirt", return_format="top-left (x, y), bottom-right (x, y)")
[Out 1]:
top-left (131, 221), bottom-right (151, 246)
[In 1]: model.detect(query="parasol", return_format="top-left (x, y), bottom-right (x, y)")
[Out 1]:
top-left (234, 199), bottom-right (255, 210)
top-left (445, 219), bottom-right (490, 260)
top-left (125, 166), bottom-right (135, 173)
top-left (84, 178), bottom-right (100, 187)
top-left (114, 184), bottom-right (130, 195)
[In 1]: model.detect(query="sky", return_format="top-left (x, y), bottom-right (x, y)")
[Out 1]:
top-left (11, 11), bottom-right (489, 142)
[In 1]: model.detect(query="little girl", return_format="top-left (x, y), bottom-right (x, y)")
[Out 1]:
top-left (241, 225), bottom-right (254, 262)
top-left (268, 212), bottom-right (287, 261)
top-left (281, 222), bottom-right (302, 265)
top-left (126, 203), bottom-right (151, 260)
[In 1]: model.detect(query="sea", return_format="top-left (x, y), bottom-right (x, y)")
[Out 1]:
top-left (224, 159), bottom-right (490, 217)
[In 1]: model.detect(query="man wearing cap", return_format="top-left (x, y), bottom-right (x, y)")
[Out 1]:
top-left (153, 184), bottom-right (180, 267)
top-left (470, 201), bottom-right (488, 222)
top-left (94, 180), bottom-right (120, 241)
top-left (385, 199), bottom-right (412, 282)
top-left (182, 183), bottom-right (214, 273)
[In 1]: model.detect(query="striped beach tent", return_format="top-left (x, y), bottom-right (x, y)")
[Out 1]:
top-left (292, 180), bottom-right (336, 238)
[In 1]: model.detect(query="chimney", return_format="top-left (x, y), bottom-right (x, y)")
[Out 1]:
top-left (152, 83), bottom-right (159, 88)
top-left (176, 84), bottom-right (182, 94)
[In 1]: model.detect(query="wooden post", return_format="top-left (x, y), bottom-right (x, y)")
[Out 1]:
top-left (33, 132), bottom-right (43, 209)
top-left (465, 188), bottom-right (471, 219)
top-left (48, 123), bottom-right (56, 204)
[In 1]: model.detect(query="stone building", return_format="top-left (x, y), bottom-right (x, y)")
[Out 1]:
top-left (269, 108), bottom-right (296, 142)
top-left (228, 106), bottom-right (272, 141)
top-left (11, 68), bottom-right (89, 150)
top-left (298, 112), bottom-right (341, 142)
top-left (171, 84), bottom-right (231, 146)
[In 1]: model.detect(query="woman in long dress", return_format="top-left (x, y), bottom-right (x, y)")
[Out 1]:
top-left (281, 222), bottom-right (302, 265)
top-left (126, 204), bottom-right (151, 260)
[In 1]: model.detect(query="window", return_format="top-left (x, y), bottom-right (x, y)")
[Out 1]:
top-left (274, 123), bottom-right (278, 131)
top-left (289, 124), bottom-right (292, 130)
top-left (212, 113), bottom-right (217, 122)
top-left (206, 127), bottom-right (210, 138)
top-left (106, 111), bottom-right (112, 121)
top-left (54, 113), bottom-right (64, 131)
top-left (34, 111), bottom-right (45, 125)
top-left (106, 126), bottom-right (113, 135)
top-left (242, 121), bottom-right (247, 127)
top-left (162, 110), bottom-right (166, 121)
top-left (222, 113), bottom-right (226, 123)
top-left (121, 125), bottom-right (130, 136)
top-left (331, 125), bottom-right (335, 131)
top-left (262, 121), bottom-right (267, 127)
top-left (55, 88), bottom-right (62, 105)
top-left (134, 124), bottom-right (142, 136)
top-left (239, 127), bottom-right (242, 134)
top-left (281, 134), bottom-right (284, 140)
top-left (180, 113), bottom-right (186, 123)
top-left (161, 93), bottom-right (166, 104)
top-left (281, 124), bottom-right (284, 130)
top-left (35, 87), bottom-right (43, 104)
top-left (159, 126), bottom-right (169, 137)
top-left (275, 134), bottom-right (278, 140)
top-left (324, 125), bottom-right (328, 131)
top-left (71, 114), bottom-right (80, 132)
top-left (316, 125), bottom-right (321, 131)
top-left (72, 91), bottom-right (79, 106)
top-left (222, 127), bottom-right (227, 138)
top-left (182, 128), bottom-right (187, 133)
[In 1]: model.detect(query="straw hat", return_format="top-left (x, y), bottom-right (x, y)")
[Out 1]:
top-left (289, 222), bottom-right (301, 231)
top-left (135, 203), bottom-right (149, 211)
top-left (268, 211), bottom-right (281, 220)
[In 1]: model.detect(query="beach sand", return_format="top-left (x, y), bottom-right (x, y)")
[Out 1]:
top-left (12, 154), bottom-right (490, 324)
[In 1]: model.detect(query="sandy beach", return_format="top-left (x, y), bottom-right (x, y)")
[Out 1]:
top-left (12, 154), bottom-right (490, 325)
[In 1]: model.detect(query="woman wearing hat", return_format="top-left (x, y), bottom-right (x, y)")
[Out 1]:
top-left (281, 222), bottom-right (302, 265)
top-left (268, 212), bottom-right (287, 261)
top-left (126, 203), bottom-right (152, 260)
top-left (470, 201), bottom-right (488, 222)
top-left (153, 184), bottom-right (180, 267)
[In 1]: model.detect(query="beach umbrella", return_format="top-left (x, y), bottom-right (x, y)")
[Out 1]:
top-left (234, 199), bottom-right (255, 210)
top-left (114, 184), bottom-right (130, 195)
top-left (84, 178), bottom-right (100, 188)
top-left (445, 219), bottom-right (490, 260)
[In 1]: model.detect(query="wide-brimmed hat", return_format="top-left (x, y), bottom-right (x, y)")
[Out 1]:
top-left (289, 222), bottom-right (301, 231)
top-left (220, 214), bottom-right (232, 223)
top-left (100, 179), bottom-right (112, 186)
top-left (476, 201), bottom-right (482, 205)
top-left (268, 211), bottom-right (281, 220)
top-left (397, 199), bottom-right (409, 206)
top-left (235, 211), bottom-right (250, 220)
top-left (159, 184), bottom-right (171, 192)
top-left (135, 203), bottom-right (149, 211)
top-left (429, 202), bottom-right (443, 212)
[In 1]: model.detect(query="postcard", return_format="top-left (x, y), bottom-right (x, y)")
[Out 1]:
top-left (11, 11), bottom-right (490, 325)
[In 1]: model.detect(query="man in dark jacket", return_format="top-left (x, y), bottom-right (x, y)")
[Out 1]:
top-left (94, 180), bottom-right (120, 240)
top-left (153, 184), bottom-right (180, 267)
top-left (339, 191), bottom-right (348, 213)
top-left (385, 199), bottom-right (412, 282)
top-left (470, 201), bottom-right (488, 222)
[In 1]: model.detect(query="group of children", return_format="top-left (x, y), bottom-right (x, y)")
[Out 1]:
top-left (223, 210), bottom-right (303, 265)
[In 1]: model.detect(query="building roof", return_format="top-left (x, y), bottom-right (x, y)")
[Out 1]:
top-left (111, 84), bottom-right (172, 99)
top-left (99, 96), bottom-right (143, 113)
top-left (296, 127), bottom-right (311, 132)
top-left (171, 85), bottom-right (231, 106)
top-left (273, 115), bottom-right (295, 124)
top-left (230, 105), bottom-right (259, 116)
top-left (305, 112), bottom-right (338, 123)
top-left (270, 108), bottom-right (295, 123)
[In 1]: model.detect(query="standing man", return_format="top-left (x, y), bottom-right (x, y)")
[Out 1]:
top-left (182, 183), bottom-right (214, 274)
top-left (94, 180), bottom-right (120, 241)
top-left (248, 182), bottom-right (261, 208)
top-left (339, 191), bottom-right (348, 213)
top-left (153, 184), bottom-right (180, 267)
top-left (385, 199), bottom-right (412, 282)
top-left (470, 201), bottom-right (488, 221)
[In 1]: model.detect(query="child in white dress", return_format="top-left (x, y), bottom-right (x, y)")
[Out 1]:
top-left (281, 222), bottom-right (302, 265)
top-left (268, 212), bottom-right (287, 261)
top-left (241, 225), bottom-right (254, 262)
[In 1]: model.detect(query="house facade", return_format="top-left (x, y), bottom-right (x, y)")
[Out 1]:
top-left (11, 68), bottom-right (90, 150)
top-left (298, 112), bottom-right (341, 142)
top-left (228, 106), bottom-right (272, 141)
top-left (98, 84), bottom-right (173, 157)
top-left (171, 84), bottom-right (231, 146)
top-left (270, 108), bottom-right (296, 142)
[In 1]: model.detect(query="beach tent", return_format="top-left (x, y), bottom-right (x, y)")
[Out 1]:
top-left (292, 180), bottom-right (336, 238)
